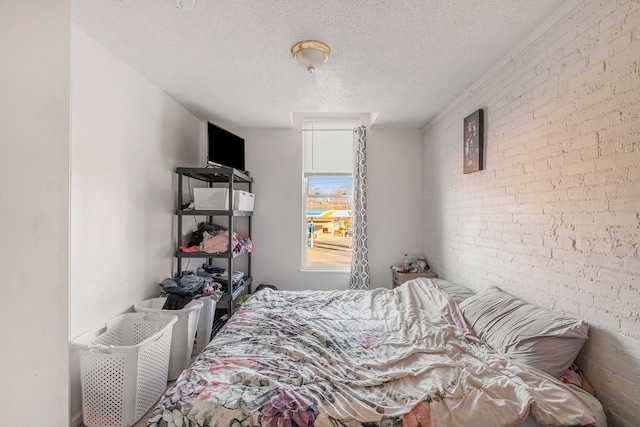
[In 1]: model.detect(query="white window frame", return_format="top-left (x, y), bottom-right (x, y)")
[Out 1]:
top-left (301, 118), bottom-right (358, 271)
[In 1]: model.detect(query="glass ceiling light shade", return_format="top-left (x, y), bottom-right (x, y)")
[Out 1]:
top-left (175, 0), bottom-right (195, 10)
top-left (291, 40), bottom-right (331, 73)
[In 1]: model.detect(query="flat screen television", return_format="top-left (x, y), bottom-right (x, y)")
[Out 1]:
top-left (207, 122), bottom-right (245, 171)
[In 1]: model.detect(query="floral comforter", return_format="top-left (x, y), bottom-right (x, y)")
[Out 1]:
top-left (147, 280), bottom-right (605, 427)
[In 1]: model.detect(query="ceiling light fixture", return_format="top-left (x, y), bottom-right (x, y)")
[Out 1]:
top-left (291, 40), bottom-right (331, 73)
top-left (175, 0), bottom-right (195, 11)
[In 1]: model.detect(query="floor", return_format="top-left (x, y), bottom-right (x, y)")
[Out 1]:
top-left (132, 384), bottom-right (174, 427)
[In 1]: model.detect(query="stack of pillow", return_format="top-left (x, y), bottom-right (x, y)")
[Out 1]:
top-left (431, 279), bottom-right (589, 378)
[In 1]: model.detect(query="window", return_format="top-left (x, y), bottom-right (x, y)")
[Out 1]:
top-left (302, 119), bottom-right (358, 270)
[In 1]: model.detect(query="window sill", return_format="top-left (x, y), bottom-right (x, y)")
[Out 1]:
top-left (300, 267), bottom-right (350, 273)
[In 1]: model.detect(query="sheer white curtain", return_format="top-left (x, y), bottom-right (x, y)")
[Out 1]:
top-left (349, 126), bottom-right (370, 289)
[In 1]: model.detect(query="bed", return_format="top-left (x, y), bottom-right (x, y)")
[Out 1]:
top-left (147, 278), bottom-right (606, 427)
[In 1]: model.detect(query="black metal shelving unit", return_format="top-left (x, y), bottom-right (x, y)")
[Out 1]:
top-left (175, 166), bottom-right (253, 332)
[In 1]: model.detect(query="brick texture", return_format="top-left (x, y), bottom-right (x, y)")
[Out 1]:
top-left (422, 1), bottom-right (640, 425)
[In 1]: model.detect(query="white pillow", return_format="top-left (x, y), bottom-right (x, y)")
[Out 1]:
top-left (430, 278), bottom-right (476, 304)
top-left (459, 285), bottom-right (588, 377)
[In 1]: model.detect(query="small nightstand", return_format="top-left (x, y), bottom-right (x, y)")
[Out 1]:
top-left (391, 268), bottom-right (438, 288)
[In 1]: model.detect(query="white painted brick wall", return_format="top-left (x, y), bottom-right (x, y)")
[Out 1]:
top-left (422, 1), bottom-right (640, 425)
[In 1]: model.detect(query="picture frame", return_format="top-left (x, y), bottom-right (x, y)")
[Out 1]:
top-left (463, 109), bottom-right (483, 174)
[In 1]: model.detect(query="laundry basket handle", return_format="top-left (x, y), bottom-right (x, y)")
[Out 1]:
top-left (88, 344), bottom-right (113, 352)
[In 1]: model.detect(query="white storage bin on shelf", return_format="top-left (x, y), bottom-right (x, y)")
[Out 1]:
top-left (233, 190), bottom-right (255, 211)
top-left (193, 187), bottom-right (255, 211)
top-left (193, 188), bottom-right (229, 210)
top-left (133, 298), bottom-right (203, 381)
top-left (70, 313), bottom-right (178, 427)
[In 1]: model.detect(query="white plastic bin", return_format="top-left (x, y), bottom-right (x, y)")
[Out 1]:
top-left (233, 190), bottom-right (255, 211)
top-left (70, 313), bottom-right (177, 427)
top-left (192, 296), bottom-right (218, 356)
top-left (134, 298), bottom-right (202, 380)
top-left (193, 188), bottom-right (229, 210)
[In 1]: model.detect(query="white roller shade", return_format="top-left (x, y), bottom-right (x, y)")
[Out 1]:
top-left (303, 120), bottom-right (356, 174)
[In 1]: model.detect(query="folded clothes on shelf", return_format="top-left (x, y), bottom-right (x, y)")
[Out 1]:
top-left (158, 271), bottom-right (223, 303)
top-left (197, 265), bottom-right (245, 285)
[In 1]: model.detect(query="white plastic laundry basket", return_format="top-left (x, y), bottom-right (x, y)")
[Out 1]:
top-left (70, 313), bottom-right (177, 427)
top-left (133, 298), bottom-right (202, 380)
top-left (192, 295), bottom-right (217, 356)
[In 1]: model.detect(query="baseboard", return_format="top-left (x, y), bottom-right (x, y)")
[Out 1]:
top-left (70, 411), bottom-right (83, 427)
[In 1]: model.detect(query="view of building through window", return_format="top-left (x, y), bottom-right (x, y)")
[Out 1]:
top-left (305, 176), bottom-right (353, 267)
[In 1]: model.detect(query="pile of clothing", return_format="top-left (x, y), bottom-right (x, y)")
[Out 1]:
top-left (198, 264), bottom-right (245, 288)
top-left (179, 222), bottom-right (252, 255)
top-left (158, 270), bottom-right (223, 309)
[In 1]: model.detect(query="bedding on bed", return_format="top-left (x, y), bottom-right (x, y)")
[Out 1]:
top-left (429, 278), bottom-right (476, 304)
top-left (459, 285), bottom-right (589, 378)
top-left (147, 279), bottom-right (605, 427)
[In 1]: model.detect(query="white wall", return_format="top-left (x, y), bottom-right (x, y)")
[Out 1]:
top-left (238, 128), bottom-right (423, 290)
top-left (69, 26), bottom-right (203, 425)
top-left (0, 1), bottom-right (71, 425)
top-left (422, 1), bottom-right (640, 425)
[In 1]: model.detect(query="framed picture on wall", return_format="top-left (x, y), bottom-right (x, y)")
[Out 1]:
top-left (463, 109), bottom-right (483, 174)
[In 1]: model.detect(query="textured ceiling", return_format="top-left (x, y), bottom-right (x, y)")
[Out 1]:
top-left (71, 0), bottom-right (564, 129)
